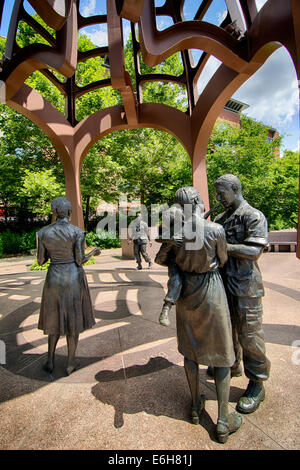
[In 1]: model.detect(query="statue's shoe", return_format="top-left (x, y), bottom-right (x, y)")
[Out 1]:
top-left (159, 307), bottom-right (171, 327)
top-left (237, 381), bottom-right (265, 414)
top-left (191, 395), bottom-right (206, 425)
top-left (43, 361), bottom-right (54, 374)
top-left (216, 412), bottom-right (243, 443)
top-left (66, 360), bottom-right (80, 376)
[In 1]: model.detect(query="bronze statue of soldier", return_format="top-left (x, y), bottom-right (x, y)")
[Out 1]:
top-left (128, 212), bottom-right (152, 269)
top-left (211, 174), bottom-right (271, 414)
top-left (37, 197), bottom-right (101, 376)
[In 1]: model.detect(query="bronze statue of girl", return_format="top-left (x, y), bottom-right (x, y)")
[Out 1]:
top-left (37, 197), bottom-right (100, 375)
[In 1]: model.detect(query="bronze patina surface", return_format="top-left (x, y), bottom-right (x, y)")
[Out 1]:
top-left (214, 174), bottom-right (270, 414)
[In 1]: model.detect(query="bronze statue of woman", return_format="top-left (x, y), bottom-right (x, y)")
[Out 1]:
top-left (37, 197), bottom-right (101, 375)
top-left (168, 187), bottom-right (242, 443)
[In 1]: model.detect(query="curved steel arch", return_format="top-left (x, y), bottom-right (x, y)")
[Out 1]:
top-left (75, 102), bottom-right (193, 168)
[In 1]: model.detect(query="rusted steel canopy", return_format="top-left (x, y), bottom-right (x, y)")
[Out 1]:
top-left (27, 0), bottom-right (73, 30)
top-left (0, 0), bottom-right (299, 256)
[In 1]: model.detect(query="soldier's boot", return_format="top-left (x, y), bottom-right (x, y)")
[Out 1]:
top-left (237, 380), bottom-right (265, 414)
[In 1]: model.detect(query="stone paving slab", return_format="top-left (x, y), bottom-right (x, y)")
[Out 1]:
top-left (0, 250), bottom-right (300, 450)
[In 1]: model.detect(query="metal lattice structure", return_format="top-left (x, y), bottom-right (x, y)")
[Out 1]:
top-left (0, 0), bottom-right (299, 255)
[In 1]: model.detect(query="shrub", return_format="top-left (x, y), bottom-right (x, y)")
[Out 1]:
top-left (20, 230), bottom-right (38, 253)
top-left (85, 229), bottom-right (121, 249)
top-left (30, 256), bottom-right (96, 271)
top-left (85, 231), bottom-right (100, 247)
top-left (1, 229), bottom-right (38, 255)
top-left (2, 230), bottom-right (22, 255)
top-left (83, 256), bottom-right (96, 266)
top-left (0, 227), bottom-right (121, 257)
top-left (30, 258), bottom-right (51, 271)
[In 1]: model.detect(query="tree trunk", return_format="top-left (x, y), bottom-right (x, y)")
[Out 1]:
top-left (85, 195), bottom-right (90, 230)
top-left (3, 201), bottom-right (8, 223)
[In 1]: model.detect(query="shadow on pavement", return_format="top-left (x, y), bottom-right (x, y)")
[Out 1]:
top-left (91, 356), bottom-right (243, 443)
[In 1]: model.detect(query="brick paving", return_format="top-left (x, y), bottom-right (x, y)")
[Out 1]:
top-left (0, 249), bottom-right (299, 450)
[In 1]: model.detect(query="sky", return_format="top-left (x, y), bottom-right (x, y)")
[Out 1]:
top-left (0, 0), bottom-right (298, 154)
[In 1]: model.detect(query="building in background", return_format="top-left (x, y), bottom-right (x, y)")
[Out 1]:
top-left (218, 98), bottom-right (249, 127)
top-left (218, 98), bottom-right (280, 156)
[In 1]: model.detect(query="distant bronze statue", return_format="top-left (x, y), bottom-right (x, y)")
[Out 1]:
top-left (161, 186), bottom-right (242, 443)
top-left (128, 212), bottom-right (152, 270)
top-left (37, 197), bottom-right (101, 376)
top-left (211, 174), bottom-right (270, 414)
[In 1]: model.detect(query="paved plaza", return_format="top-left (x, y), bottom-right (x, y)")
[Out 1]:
top-left (0, 249), bottom-right (299, 450)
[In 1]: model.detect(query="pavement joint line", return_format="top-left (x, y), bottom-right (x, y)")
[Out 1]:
top-left (234, 411), bottom-right (287, 450)
top-left (118, 328), bottom-right (128, 385)
top-left (15, 352), bottom-right (48, 374)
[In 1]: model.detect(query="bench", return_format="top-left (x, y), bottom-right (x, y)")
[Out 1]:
top-left (268, 231), bottom-right (297, 252)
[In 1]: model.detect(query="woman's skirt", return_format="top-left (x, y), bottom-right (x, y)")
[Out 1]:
top-left (176, 270), bottom-right (235, 367)
top-left (38, 262), bottom-right (95, 335)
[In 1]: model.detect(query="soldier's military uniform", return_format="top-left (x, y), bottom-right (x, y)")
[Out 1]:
top-left (215, 200), bottom-right (271, 383)
top-left (128, 217), bottom-right (152, 269)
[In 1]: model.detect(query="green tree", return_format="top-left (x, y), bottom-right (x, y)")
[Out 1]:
top-left (124, 33), bottom-right (187, 112)
top-left (0, 104), bottom-right (64, 220)
top-left (0, 21), bottom-right (122, 227)
top-left (267, 150), bottom-right (299, 229)
top-left (76, 34), bottom-right (121, 121)
top-left (0, 32), bottom-right (64, 221)
top-left (80, 144), bottom-right (122, 227)
top-left (102, 128), bottom-right (191, 207)
top-left (2, 16), bottom-right (297, 233)
top-left (21, 169), bottom-right (64, 217)
top-left (98, 37), bottom-right (191, 207)
top-left (206, 116), bottom-right (298, 229)
top-left (16, 16), bottom-right (65, 114)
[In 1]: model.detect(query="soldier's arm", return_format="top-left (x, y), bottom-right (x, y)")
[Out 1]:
top-left (128, 221), bottom-right (135, 241)
top-left (226, 243), bottom-right (263, 261)
top-left (227, 209), bottom-right (267, 261)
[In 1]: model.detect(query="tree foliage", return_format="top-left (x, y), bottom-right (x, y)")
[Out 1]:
top-left (0, 19), bottom-right (298, 232)
top-left (206, 117), bottom-right (298, 229)
top-left (21, 169), bottom-right (65, 217)
top-left (101, 128), bottom-right (191, 208)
